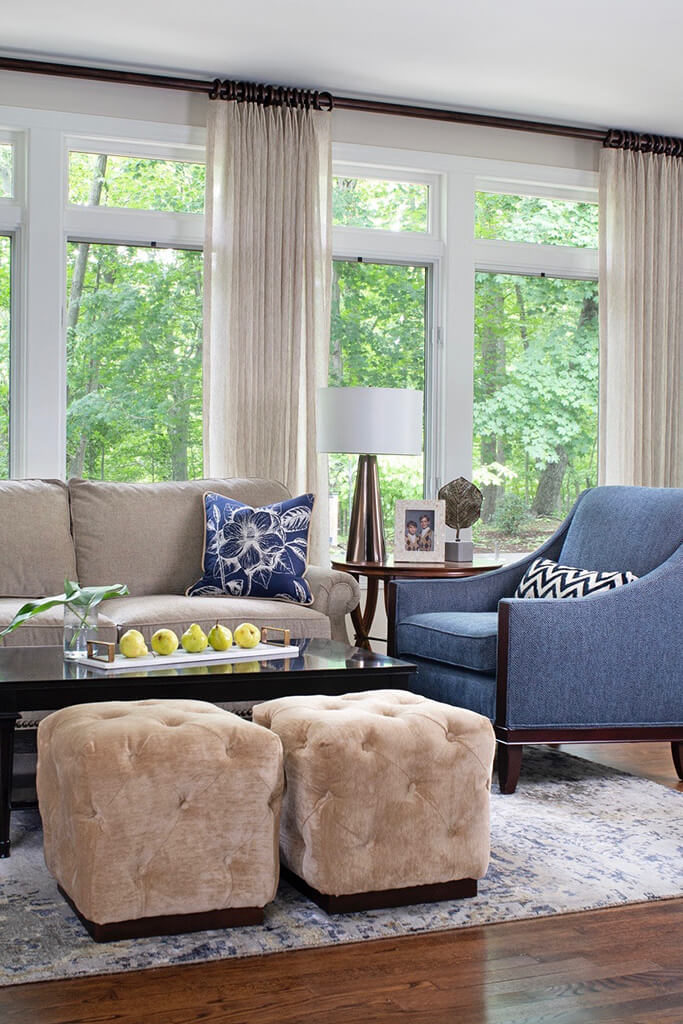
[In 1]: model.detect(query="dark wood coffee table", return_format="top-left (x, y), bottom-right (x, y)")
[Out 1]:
top-left (0, 639), bottom-right (416, 857)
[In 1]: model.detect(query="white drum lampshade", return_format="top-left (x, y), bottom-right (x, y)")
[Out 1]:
top-left (317, 387), bottom-right (423, 563)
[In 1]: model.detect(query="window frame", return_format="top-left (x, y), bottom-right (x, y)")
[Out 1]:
top-left (2, 109), bottom-right (599, 492)
top-left (0, 104), bottom-right (205, 478)
top-left (333, 143), bottom-right (599, 513)
top-left (333, 162), bottom-right (441, 239)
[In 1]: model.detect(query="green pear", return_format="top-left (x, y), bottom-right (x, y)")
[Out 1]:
top-left (208, 623), bottom-right (232, 651)
top-left (181, 622), bottom-right (208, 653)
top-left (151, 628), bottom-right (179, 656)
top-left (234, 622), bottom-right (261, 649)
top-left (119, 629), bottom-right (148, 658)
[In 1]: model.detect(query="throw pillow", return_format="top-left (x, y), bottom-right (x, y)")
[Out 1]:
top-left (515, 557), bottom-right (638, 599)
top-left (187, 492), bottom-right (315, 604)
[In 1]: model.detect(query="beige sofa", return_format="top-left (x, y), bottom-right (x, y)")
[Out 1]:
top-left (0, 477), bottom-right (360, 647)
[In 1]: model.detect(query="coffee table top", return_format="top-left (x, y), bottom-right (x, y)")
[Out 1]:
top-left (0, 639), bottom-right (417, 714)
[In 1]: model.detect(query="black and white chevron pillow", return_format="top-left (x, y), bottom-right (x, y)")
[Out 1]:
top-left (515, 557), bottom-right (638, 599)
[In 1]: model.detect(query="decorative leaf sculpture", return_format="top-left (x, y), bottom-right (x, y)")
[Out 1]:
top-left (438, 478), bottom-right (483, 540)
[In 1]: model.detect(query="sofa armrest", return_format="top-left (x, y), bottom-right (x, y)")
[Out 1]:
top-left (305, 565), bottom-right (361, 644)
top-left (498, 545), bottom-right (683, 730)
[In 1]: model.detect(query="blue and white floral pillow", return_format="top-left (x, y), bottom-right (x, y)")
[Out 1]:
top-left (187, 492), bottom-right (315, 605)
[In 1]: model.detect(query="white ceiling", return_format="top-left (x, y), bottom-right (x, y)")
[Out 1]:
top-left (2, 0), bottom-right (682, 137)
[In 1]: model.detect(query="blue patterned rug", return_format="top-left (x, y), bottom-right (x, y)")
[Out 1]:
top-left (1, 748), bottom-right (681, 986)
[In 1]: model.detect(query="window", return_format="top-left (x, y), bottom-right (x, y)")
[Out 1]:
top-left (472, 187), bottom-right (599, 556)
top-left (333, 176), bottom-right (429, 232)
top-left (66, 242), bottom-right (203, 481)
top-left (0, 144), bottom-right (12, 199)
top-left (68, 152), bottom-right (205, 213)
top-left (0, 236), bottom-right (9, 478)
top-left (62, 137), bottom-right (205, 482)
top-left (475, 191), bottom-right (598, 247)
top-left (328, 259), bottom-right (427, 553)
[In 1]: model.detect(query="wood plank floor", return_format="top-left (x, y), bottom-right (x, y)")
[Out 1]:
top-left (2, 742), bottom-right (681, 1024)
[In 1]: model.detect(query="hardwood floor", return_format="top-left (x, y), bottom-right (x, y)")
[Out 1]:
top-left (2, 742), bottom-right (681, 1024)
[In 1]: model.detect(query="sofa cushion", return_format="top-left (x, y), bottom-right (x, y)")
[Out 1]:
top-left (515, 557), bottom-right (638, 599)
top-left (68, 478), bottom-right (291, 597)
top-left (0, 480), bottom-right (77, 597)
top-left (102, 594), bottom-right (331, 643)
top-left (188, 492), bottom-right (314, 605)
top-left (395, 612), bottom-right (499, 673)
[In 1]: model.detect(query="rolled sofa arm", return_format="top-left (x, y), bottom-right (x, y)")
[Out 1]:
top-left (498, 545), bottom-right (683, 730)
top-left (305, 565), bottom-right (361, 644)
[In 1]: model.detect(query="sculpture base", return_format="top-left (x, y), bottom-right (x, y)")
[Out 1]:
top-left (445, 540), bottom-right (473, 563)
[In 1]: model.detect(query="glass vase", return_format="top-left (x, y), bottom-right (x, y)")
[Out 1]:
top-left (63, 604), bottom-right (98, 659)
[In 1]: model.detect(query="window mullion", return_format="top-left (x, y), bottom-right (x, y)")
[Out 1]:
top-left (13, 125), bottom-right (66, 479)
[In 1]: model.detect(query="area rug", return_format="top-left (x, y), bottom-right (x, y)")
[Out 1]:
top-left (1, 748), bottom-right (681, 986)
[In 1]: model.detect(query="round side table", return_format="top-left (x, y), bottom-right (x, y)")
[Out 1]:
top-left (332, 556), bottom-right (502, 651)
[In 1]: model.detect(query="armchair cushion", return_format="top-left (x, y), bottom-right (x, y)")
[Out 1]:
top-left (559, 485), bottom-right (682, 577)
top-left (395, 612), bottom-right (498, 673)
top-left (515, 557), bottom-right (638, 599)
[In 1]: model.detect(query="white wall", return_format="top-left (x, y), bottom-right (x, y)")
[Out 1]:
top-left (0, 69), bottom-right (601, 170)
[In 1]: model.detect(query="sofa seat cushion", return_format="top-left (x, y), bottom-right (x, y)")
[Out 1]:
top-left (103, 594), bottom-right (332, 643)
top-left (0, 599), bottom-right (117, 647)
top-left (0, 480), bottom-right (77, 597)
top-left (396, 612), bottom-right (498, 673)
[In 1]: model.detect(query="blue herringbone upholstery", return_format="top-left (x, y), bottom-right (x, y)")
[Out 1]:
top-left (391, 486), bottom-right (683, 733)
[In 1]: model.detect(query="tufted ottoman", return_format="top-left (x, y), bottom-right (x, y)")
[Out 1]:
top-left (253, 689), bottom-right (495, 913)
top-left (37, 699), bottom-right (284, 941)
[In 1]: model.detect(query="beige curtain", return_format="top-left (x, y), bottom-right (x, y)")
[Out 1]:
top-left (203, 101), bottom-right (332, 563)
top-left (599, 147), bottom-right (682, 487)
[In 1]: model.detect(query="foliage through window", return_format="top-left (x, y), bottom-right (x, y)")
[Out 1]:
top-left (472, 272), bottom-right (598, 554)
top-left (69, 152), bottom-right (205, 214)
top-left (333, 176), bottom-right (429, 232)
top-left (328, 260), bottom-right (426, 551)
top-left (0, 236), bottom-right (9, 478)
top-left (66, 242), bottom-right (203, 482)
top-left (475, 192), bottom-right (598, 247)
top-left (0, 144), bottom-right (12, 199)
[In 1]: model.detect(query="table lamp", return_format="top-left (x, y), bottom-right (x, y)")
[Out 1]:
top-left (317, 387), bottom-right (423, 563)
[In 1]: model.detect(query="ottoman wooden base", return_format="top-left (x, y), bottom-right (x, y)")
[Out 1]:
top-left (281, 866), bottom-right (477, 915)
top-left (59, 886), bottom-right (263, 943)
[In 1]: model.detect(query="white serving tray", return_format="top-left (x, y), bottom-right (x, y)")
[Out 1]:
top-left (70, 642), bottom-right (300, 672)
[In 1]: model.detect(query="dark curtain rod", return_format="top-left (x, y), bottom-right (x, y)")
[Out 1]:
top-left (0, 54), bottom-right (608, 142)
top-left (6, 55), bottom-right (680, 152)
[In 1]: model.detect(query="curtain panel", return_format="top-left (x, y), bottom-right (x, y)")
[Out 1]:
top-left (599, 147), bottom-right (682, 487)
top-left (203, 102), bottom-right (332, 563)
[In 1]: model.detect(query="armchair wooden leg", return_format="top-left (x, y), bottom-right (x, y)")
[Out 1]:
top-left (672, 742), bottom-right (683, 781)
top-left (497, 743), bottom-right (523, 794)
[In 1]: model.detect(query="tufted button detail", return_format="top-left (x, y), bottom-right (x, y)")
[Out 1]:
top-left (179, 797), bottom-right (189, 809)
top-left (408, 781), bottom-right (417, 794)
top-left (446, 732), bottom-right (458, 742)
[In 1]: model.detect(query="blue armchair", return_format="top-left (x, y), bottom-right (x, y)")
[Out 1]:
top-left (388, 486), bottom-right (683, 793)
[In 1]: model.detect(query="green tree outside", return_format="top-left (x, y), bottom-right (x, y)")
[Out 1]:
top-left (66, 154), bottom-right (204, 482)
top-left (329, 259), bottom-right (426, 550)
